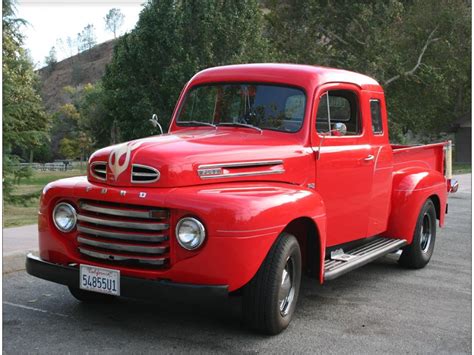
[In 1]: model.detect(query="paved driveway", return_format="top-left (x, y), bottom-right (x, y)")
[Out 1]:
top-left (3, 175), bottom-right (471, 354)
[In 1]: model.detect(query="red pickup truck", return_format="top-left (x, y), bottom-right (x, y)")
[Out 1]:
top-left (27, 64), bottom-right (458, 334)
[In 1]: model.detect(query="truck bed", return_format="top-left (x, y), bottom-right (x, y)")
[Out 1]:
top-left (391, 142), bottom-right (446, 174)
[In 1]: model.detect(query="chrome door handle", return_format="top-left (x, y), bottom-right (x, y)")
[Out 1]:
top-left (364, 155), bottom-right (375, 162)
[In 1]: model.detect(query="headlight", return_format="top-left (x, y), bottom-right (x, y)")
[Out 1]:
top-left (175, 217), bottom-right (206, 250)
top-left (52, 202), bottom-right (77, 232)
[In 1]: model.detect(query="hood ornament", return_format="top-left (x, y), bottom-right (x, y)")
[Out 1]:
top-left (108, 141), bottom-right (142, 181)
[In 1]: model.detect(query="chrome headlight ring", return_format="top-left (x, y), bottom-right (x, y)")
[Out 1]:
top-left (175, 217), bottom-right (206, 250)
top-left (52, 202), bottom-right (77, 233)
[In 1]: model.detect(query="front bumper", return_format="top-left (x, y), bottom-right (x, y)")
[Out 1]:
top-left (26, 253), bottom-right (228, 300)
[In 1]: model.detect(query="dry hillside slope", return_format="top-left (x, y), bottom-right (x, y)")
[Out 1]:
top-left (38, 39), bottom-right (116, 112)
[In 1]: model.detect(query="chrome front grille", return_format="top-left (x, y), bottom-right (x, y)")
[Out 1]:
top-left (76, 200), bottom-right (170, 268)
top-left (90, 161), bottom-right (107, 181)
top-left (131, 164), bottom-right (160, 183)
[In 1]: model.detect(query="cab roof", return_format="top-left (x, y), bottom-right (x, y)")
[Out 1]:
top-left (189, 63), bottom-right (382, 92)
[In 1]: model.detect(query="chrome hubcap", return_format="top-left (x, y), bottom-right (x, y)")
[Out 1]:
top-left (278, 257), bottom-right (295, 316)
top-left (420, 213), bottom-right (432, 253)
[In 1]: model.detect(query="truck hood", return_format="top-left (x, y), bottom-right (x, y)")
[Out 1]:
top-left (88, 128), bottom-right (314, 188)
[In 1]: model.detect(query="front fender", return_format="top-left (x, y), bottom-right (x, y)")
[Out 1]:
top-left (165, 182), bottom-right (327, 290)
top-left (383, 168), bottom-right (447, 244)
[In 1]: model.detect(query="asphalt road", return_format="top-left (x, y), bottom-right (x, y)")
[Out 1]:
top-left (3, 176), bottom-right (471, 354)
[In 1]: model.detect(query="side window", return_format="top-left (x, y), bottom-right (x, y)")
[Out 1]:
top-left (316, 90), bottom-right (361, 136)
top-left (370, 99), bottom-right (383, 134)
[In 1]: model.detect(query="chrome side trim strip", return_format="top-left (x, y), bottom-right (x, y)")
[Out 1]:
top-left (79, 247), bottom-right (167, 266)
top-left (77, 225), bottom-right (167, 242)
top-left (90, 161), bottom-right (107, 181)
top-left (199, 169), bottom-right (285, 179)
top-left (198, 160), bottom-right (285, 179)
top-left (77, 236), bottom-right (168, 254)
top-left (198, 160), bottom-right (283, 169)
top-left (77, 214), bottom-right (169, 231)
top-left (80, 202), bottom-right (166, 220)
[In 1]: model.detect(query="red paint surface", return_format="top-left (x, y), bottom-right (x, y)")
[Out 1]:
top-left (38, 64), bottom-right (449, 289)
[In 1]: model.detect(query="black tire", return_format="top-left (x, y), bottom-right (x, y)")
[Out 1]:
top-left (68, 286), bottom-right (117, 303)
top-left (242, 233), bottom-right (302, 335)
top-left (399, 199), bottom-right (437, 269)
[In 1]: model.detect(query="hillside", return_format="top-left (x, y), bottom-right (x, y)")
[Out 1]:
top-left (37, 39), bottom-right (116, 112)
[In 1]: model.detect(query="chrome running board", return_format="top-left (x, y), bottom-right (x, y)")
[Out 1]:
top-left (324, 237), bottom-right (407, 281)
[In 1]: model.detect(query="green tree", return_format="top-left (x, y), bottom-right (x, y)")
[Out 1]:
top-left (3, 0), bottom-right (50, 199)
top-left (78, 24), bottom-right (97, 52)
top-left (101, 0), bottom-right (270, 143)
top-left (59, 137), bottom-right (80, 160)
top-left (104, 8), bottom-right (125, 39)
top-left (265, 0), bottom-right (471, 140)
top-left (43, 45), bottom-right (58, 76)
top-left (50, 85), bottom-right (101, 161)
top-left (79, 83), bottom-right (109, 147)
top-left (44, 46), bottom-right (57, 68)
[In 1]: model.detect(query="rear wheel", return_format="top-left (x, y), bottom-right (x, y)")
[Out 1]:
top-left (399, 199), bottom-right (437, 269)
top-left (68, 286), bottom-right (117, 303)
top-left (242, 233), bottom-right (302, 334)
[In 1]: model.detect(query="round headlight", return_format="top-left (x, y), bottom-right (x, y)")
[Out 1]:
top-left (53, 202), bottom-right (77, 232)
top-left (175, 217), bottom-right (206, 250)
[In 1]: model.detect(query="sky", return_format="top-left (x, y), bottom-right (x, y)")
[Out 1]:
top-left (17, 0), bottom-right (145, 68)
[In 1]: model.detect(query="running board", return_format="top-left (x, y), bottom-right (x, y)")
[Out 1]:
top-left (324, 237), bottom-right (407, 281)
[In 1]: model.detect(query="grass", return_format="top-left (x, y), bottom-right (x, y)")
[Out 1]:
top-left (3, 168), bottom-right (86, 228)
top-left (453, 163), bottom-right (471, 175)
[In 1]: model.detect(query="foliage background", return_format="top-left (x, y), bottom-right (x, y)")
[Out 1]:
top-left (3, 0), bottom-right (472, 165)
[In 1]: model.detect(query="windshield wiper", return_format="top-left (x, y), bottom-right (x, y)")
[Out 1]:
top-left (179, 121), bottom-right (216, 128)
top-left (217, 122), bottom-right (262, 133)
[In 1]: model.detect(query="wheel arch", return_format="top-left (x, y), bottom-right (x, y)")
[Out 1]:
top-left (282, 217), bottom-right (321, 280)
top-left (383, 169), bottom-right (447, 244)
top-left (429, 194), bottom-right (441, 221)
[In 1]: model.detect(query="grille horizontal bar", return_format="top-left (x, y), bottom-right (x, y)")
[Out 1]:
top-left (77, 225), bottom-right (167, 243)
top-left (79, 247), bottom-right (167, 266)
top-left (78, 236), bottom-right (168, 254)
top-left (80, 201), bottom-right (168, 220)
top-left (77, 214), bottom-right (169, 231)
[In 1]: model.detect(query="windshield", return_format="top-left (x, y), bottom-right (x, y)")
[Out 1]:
top-left (176, 83), bottom-right (306, 133)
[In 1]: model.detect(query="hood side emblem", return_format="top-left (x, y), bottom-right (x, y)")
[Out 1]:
top-left (108, 141), bottom-right (142, 181)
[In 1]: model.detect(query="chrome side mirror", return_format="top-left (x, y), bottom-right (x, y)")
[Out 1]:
top-left (449, 178), bottom-right (459, 193)
top-left (332, 122), bottom-right (347, 136)
top-left (149, 114), bottom-right (164, 135)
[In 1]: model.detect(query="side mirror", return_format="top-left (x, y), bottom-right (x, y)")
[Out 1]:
top-left (331, 122), bottom-right (347, 136)
top-left (149, 114), bottom-right (164, 135)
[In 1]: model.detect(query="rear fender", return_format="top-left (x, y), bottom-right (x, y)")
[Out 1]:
top-left (383, 168), bottom-right (447, 244)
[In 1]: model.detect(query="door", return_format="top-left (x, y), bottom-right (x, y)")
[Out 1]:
top-left (312, 84), bottom-right (375, 246)
top-left (365, 91), bottom-right (393, 236)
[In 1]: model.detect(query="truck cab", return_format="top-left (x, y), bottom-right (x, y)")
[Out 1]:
top-left (26, 64), bottom-right (456, 334)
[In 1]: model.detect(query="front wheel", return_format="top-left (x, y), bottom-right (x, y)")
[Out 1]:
top-left (399, 199), bottom-right (437, 269)
top-left (242, 233), bottom-right (302, 334)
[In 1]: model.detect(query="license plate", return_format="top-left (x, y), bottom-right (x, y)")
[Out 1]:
top-left (80, 264), bottom-right (120, 296)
